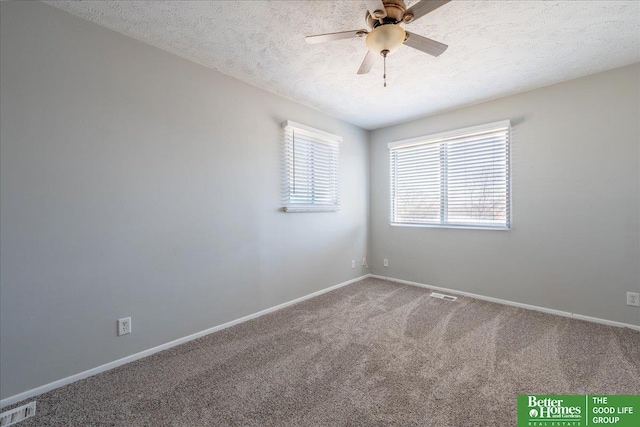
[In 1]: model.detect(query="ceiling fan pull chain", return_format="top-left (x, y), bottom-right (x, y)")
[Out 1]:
top-left (384, 54), bottom-right (386, 87)
top-left (382, 50), bottom-right (388, 88)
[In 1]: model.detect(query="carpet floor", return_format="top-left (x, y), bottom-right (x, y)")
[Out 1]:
top-left (6, 277), bottom-right (640, 426)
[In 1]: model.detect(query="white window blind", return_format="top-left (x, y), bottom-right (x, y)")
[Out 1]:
top-left (389, 120), bottom-right (511, 229)
top-left (282, 121), bottom-right (341, 212)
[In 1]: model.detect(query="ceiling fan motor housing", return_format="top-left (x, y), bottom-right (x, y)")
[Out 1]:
top-left (366, 0), bottom-right (408, 28)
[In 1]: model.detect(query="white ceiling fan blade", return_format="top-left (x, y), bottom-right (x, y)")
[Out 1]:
top-left (365, 0), bottom-right (387, 19)
top-left (405, 0), bottom-right (450, 23)
top-left (404, 32), bottom-right (448, 56)
top-left (357, 51), bottom-right (376, 74)
top-left (305, 29), bottom-right (368, 44)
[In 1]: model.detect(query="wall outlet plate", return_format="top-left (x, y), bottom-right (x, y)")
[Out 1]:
top-left (383, 259), bottom-right (388, 267)
top-left (351, 260), bottom-right (355, 268)
top-left (627, 292), bottom-right (640, 307)
top-left (118, 317), bottom-right (132, 336)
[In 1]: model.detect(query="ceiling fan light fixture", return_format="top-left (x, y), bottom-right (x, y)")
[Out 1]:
top-left (365, 24), bottom-right (406, 55)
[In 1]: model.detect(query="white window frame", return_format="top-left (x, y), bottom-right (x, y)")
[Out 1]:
top-left (282, 121), bottom-right (341, 213)
top-left (388, 120), bottom-right (511, 230)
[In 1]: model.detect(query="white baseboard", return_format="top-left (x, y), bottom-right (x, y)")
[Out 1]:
top-left (0, 274), bottom-right (371, 409)
top-left (371, 274), bottom-right (640, 332)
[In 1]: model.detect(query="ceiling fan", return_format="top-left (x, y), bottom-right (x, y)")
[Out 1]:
top-left (305, 0), bottom-right (451, 87)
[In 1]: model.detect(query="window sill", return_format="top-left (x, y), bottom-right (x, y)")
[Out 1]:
top-left (390, 222), bottom-right (510, 231)
top-left (284, 206), bottom-right (340, 213)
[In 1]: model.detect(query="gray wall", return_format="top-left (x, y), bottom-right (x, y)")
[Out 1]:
top-left (0, 1), bottom-right (369, 400)
top-left (370, 63), bottom-right (640, 327)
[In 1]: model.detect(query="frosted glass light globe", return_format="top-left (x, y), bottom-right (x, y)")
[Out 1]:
top-left (365, 25), bottom-right (406, 55)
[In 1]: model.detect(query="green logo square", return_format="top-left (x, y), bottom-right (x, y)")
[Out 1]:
top-left (518, 395), bottom-right (640, 427)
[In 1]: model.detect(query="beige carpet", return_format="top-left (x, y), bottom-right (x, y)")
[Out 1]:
top-left (6, 278), bottom-right (640, 426)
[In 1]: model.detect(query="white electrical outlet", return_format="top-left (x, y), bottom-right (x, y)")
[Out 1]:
top-left (118, 317), bottom-right (132, 336)
top-left (351, 260), bottom-right (355, 268)
top-left (362, 257), bottom-right (367, 267)
top-left (627, 292), bottom-right (640, 307)
top-left (383, 259), bottom-right (388, 267)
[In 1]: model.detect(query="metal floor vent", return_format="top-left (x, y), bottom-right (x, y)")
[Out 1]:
top-left (430, 292), bottom-right (457, 301)
top-left (0, 402), bottom-right (36, 426)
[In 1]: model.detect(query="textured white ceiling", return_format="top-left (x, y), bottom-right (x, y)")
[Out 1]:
top-left (45, 1), bottom-right (640, 130)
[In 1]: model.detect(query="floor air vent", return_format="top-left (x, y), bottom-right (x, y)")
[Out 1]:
top-left (0, 401), bottom-right (36, 426)
top-left (430, 292), bottom-right (457, 301)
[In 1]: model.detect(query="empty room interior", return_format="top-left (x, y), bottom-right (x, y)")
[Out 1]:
top-left (1, 0), bottom-right (639, 425)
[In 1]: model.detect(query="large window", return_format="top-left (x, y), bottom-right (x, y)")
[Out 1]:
top-left (389, 120), bottom-right (511, 229)
top-left (282, 121), bottom-right (341, 212)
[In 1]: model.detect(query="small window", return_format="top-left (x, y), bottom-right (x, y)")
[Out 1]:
top-left (389, 120), bottom-right (511, 229)
top-left (282, 121), bottom-right (341, 212)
